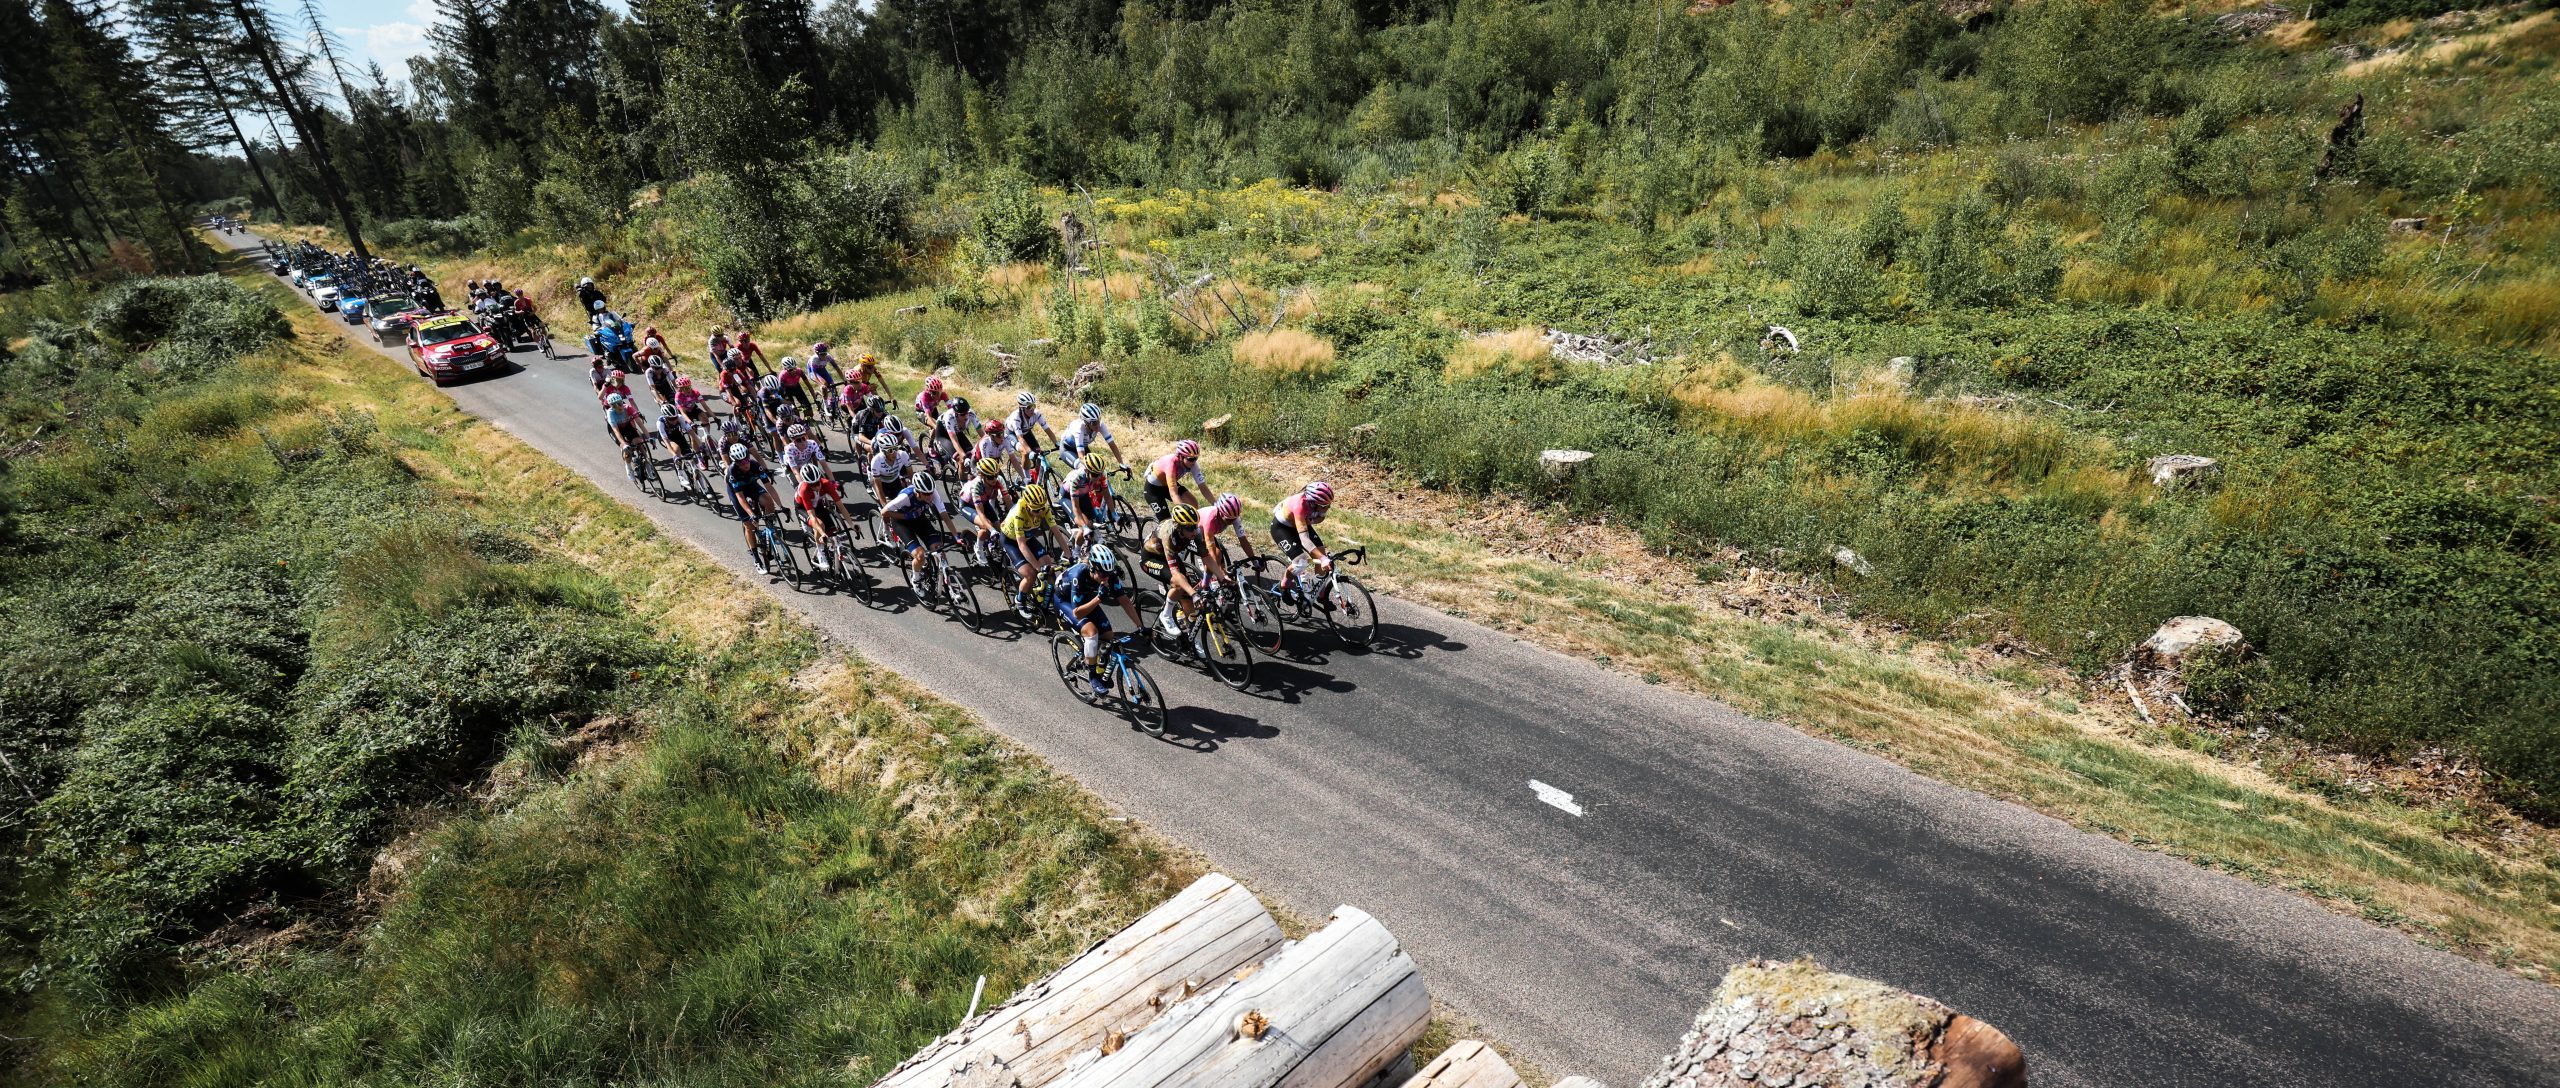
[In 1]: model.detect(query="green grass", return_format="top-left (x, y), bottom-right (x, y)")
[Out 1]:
top-left (2, 262), bottom-right (1192, 1084)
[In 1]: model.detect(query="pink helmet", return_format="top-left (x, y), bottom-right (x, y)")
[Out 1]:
top-left (1303, 481), bottom-right (1334, 507)
top-left (926, 376), bottom-right (944, 393)
top-left (1173, 439), bottom-right (1200, 460)
top-left (983, 419), bottom-right (1004, 435)
top-left (1212, 493), bottom-right (1242, 521)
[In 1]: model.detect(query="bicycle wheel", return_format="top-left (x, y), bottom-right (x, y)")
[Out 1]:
top-left (1232, 556), bottom-right (1292, 653)
top-left (768, 527), bottom-right (804, 586)
top-left (1325, 574), bottom-right (1379, 649)
top-left (640, 452), bottom-right (663, 495)
top-left (941, 558), bottom-right (984, 629)
top-left (1118, 659), bottom-right (1168, 736)
top-left (1052, 631), bottom-right (1097, 704)
top-left (624, 450), bottom-right (647, 493)
top-left (1110, 496), bottom-right (1144, 547)
top-left (1196, 611), bottom-right (1255, 691)
top-left (897, 548), bottom-right (930, 608)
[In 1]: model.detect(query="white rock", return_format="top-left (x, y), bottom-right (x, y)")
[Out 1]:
top-left (1832, 547), bottom-right (1874, 576)
top-left (2140, 616), bottom-right (2246, 667)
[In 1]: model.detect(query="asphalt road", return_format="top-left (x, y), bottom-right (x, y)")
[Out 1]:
top-left (245, 238), bottom-right (2560, 1087)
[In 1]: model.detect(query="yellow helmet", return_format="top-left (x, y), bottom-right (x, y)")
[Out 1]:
top-left (1081, 451), bottom-right (1109, 475)
top-left (1169, 504), bottom-right (1199, 528)
top-left (975, 457), bottom-right (1001, 478)
top-left (1020, 484), bottom-right (1048, 507)
top-left (859, 353), bottom-right (878, 367)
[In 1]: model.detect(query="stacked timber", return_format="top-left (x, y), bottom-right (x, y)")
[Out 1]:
top-left (871, 874), bottom-right (1426, 1088)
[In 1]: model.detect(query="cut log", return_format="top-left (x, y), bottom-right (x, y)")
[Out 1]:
top-left (1640, 960), bottom-right (2025, 1088)
top-left (869, 873), bottom-right (1286, 1088)
top-left (897, 304), bottom-right (929, 316)
top-left (2145, 454), bottom-right (2220, 489)
top-left (1202, 414), bottom-right (1235, 445)
top-left (1051, 906), bottom-right (1430, 1088)
top-left (1399, 1040), bottom-right (1522, 1088)
top-left (1540, 449), bottom-right (1595, 483)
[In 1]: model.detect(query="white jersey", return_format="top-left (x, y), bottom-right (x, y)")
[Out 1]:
top-left (1005, 407), bottom-right (1049, 443)
top-left (780, 439), bottom-right (827, 471)
top-left (869, 448), bottom-right (912, 481)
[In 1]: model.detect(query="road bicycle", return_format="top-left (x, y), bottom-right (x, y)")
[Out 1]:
top-left (622, 440), bottom-right (662, 495)
top-left (1151, 575), bottom-right (1255, 691)
top-left (1052, 631), bottom-right (1167, 736)
top-left (896, 530), bottom-right (985, 629)
top-left (806, 505), bottom-right (869, 591)
top-left (748, 508), bottom-right (802, 585)
top-left (1234, 545), bottom-right (1378, 652)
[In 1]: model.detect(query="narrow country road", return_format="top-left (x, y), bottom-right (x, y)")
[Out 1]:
top-left (244, 237), bottom-right (2560, 1088)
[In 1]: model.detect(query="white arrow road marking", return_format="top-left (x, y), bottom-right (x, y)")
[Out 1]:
top-left (1529, 779), bottom-right (1586, 817)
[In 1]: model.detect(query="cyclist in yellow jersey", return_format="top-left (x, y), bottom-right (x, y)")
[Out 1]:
top-left (999, 484), bottom-right (1061, 617)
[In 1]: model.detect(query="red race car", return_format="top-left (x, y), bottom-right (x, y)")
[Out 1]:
top-left (407, 314), bottom-right (506, 385)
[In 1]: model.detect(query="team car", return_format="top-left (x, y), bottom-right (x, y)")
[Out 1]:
top-left (365, 296), bottom-right (426, 342)
top-left (407, 315), bottom-right (506, 385)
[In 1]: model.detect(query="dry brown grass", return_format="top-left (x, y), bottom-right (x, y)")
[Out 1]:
top-left (1232, 328), bottom-right (1337, 375)
top-left (985, 262), bottom-right (1049, 290)
top-left (1443, 326), bottom-right (1554, 382)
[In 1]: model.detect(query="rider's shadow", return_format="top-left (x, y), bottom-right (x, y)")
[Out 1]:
top-left (1245, 657), bottom-right (1357, 705)
top-left (1161, 705), bottom-right (1280, 752)
top-left (1362, 622), bottom-right (1467, 661)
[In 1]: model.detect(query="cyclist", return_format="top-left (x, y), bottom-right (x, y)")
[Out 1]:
top-left (719, 352), bottom-right (758, 415)
top-left (791, 462), bottom-right (851, 571)
top-left (853, 352), bottom-right (890, 401)
top-left (915, 375), bottom-right (951, 422)
top-left (777, 355), bottom-right (814, 416)
top-left (1199, 492), bottom-right (1258, 571)
top-left (867, 429), bottom-right (915, 506)
top-left (999, 483), bottom-right (1062, 618)
top-left (1003, 392), bottom-right (1059, 478)
top-left (880, 474), bottom-right (953, 578)
top-left (635, 325), bottom-right (671, 369)
top-left (643, 350), bottom-right (677, 408)
top-left (846, 395), bottom-right (894, 459)
top-left (706, 327), bottom-right (732, 372)
top-left (587, 355), bottom-right (614, 394)
top-left (806, 342), bottom-right (842, 401)
top-left (596, 365), bottom-right (633, 408)
top-left (756, 373), bottom-right (791, 433)
top-left (1143, 503), bottom-right (1210, 639)
top-left (1144, 439), bottom-right (1209, 521)
top-left (733, 328), bottom-right (769, 375)
top-left (1061, 451), bottom-right (1116, 542)
top-left (938, 396), bottom-right (981, 458)
top-left (726, 443), bottom-right (782, 572)
top-left (672, 375), bottom-right (711, 428)
top-left (654, 401), bottom-right (700, 477)
top-left (960, 456), bottom-right (1012, 565)
top-left (1270, 481), bottom-right (1335, 599)
top-left (1058, 402), bottom-right (1127, 465)
top-left (1054, 544), bottom-right (1145, 697)
top-left (972, 418), bottom-right (1016, 481)
top-left (779, 424), bottom-right (829, 479)
top-left (603, 392), bottom-right (644, 453)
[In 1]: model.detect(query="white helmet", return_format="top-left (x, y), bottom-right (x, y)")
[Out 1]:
top-left (1016, 391), bottom-right (1036, 408)
top-left (579, 276), bottom-right (595, 287)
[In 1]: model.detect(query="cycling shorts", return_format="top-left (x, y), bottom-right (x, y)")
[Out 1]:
top-left (1271, 518), bottom-right (1324, 559)
top-left (1142, 480), bottom-right (1174, 520)
top-left (1001, 533), bottom-right (1049, 567)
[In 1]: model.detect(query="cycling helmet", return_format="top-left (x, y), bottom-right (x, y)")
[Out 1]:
top-left (859, 353), bottom-right (877, 365)
top-left (1303, 481), bottom-right (1334, 506)
top-left (1212, 493), bottom-right (1242, 521)
top-left (925, 376), bottom-right (944, 393)
top-left (1081, 402), bottom-right (1102, 421)
top-left (1082, 451), bottom-right (1109, 475)
top-left (675, 375), bottom-right (694, 389)
top-left (1170, 504), bottom-right (1199, 528)
top-left (727, 443), bottom-right (749, 460)
top-left (879, 414), bottom-right (907, 434)
top-left (786, 424), bottom-right (807, 438)
top-left (780, 354), bottom-right (800, 369)
top-left (813, 341), bottom-right (829, 353)
top-left (975, 457), bottom-right (1001, 478)
top-left (866, 395), bottom-right (888, 413)
top-left (796, 462), bottom-right (824, 484)
top-left (906, 476), bottom-right (938, 500)
top-left (1089, 545), bottom-right (1118, 571)
top-left (982, 419), bottom-right (1004, 435)
top-left (952, 397), bottom-right (971, 414)
top-left (1022, 484), bottom-right (1049, 506)
top-left (1173, 439), bottom-right (1201, 460)
top-left (1016, 391), bottom-right (1036, 408)
top-left (876, 431), bottom-right (905, 451)
top-left (644, 326), bottom-right (660, 339)
top-left (605, 392), bottom-right (628, 406)
top-left (657, 401), bottom-right (677, 416)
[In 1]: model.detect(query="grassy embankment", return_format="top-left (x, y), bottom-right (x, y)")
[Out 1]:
top-left (293, 194), bottom-right (2560, 983)
top-left (0, 256), bottom-right (1208, 1085)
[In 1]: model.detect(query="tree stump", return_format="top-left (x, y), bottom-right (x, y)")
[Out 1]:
top-left (1203, 415), bottom-right (1234, 445)
top-left (1540, 449), bottom-right (1595, 483)
top-left (1640, 960), bottom-right (2026, 1088)
top-left (2137, 616), bottom-right (2246, 673)
top-left (2145, 454), bottom-right (2219, 489)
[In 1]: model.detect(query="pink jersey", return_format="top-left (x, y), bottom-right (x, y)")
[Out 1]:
top-left (1150, 452), bottom-right (1206, 492)
top-left (1274, 493), bottom-right (1328, 526)
top-left (916, 388), bottom-right (949, 418)
top-left (1201, 502), bottom-right (1242, 539)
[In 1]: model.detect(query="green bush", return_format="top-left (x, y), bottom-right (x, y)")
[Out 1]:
top-left (370, 216), bottom-right (481, 255)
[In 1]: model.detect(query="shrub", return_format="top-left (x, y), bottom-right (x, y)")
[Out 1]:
top-left (973, 169), bottom-right (1054, 264)
top-left (370, 217), bottom-right (480, 255)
